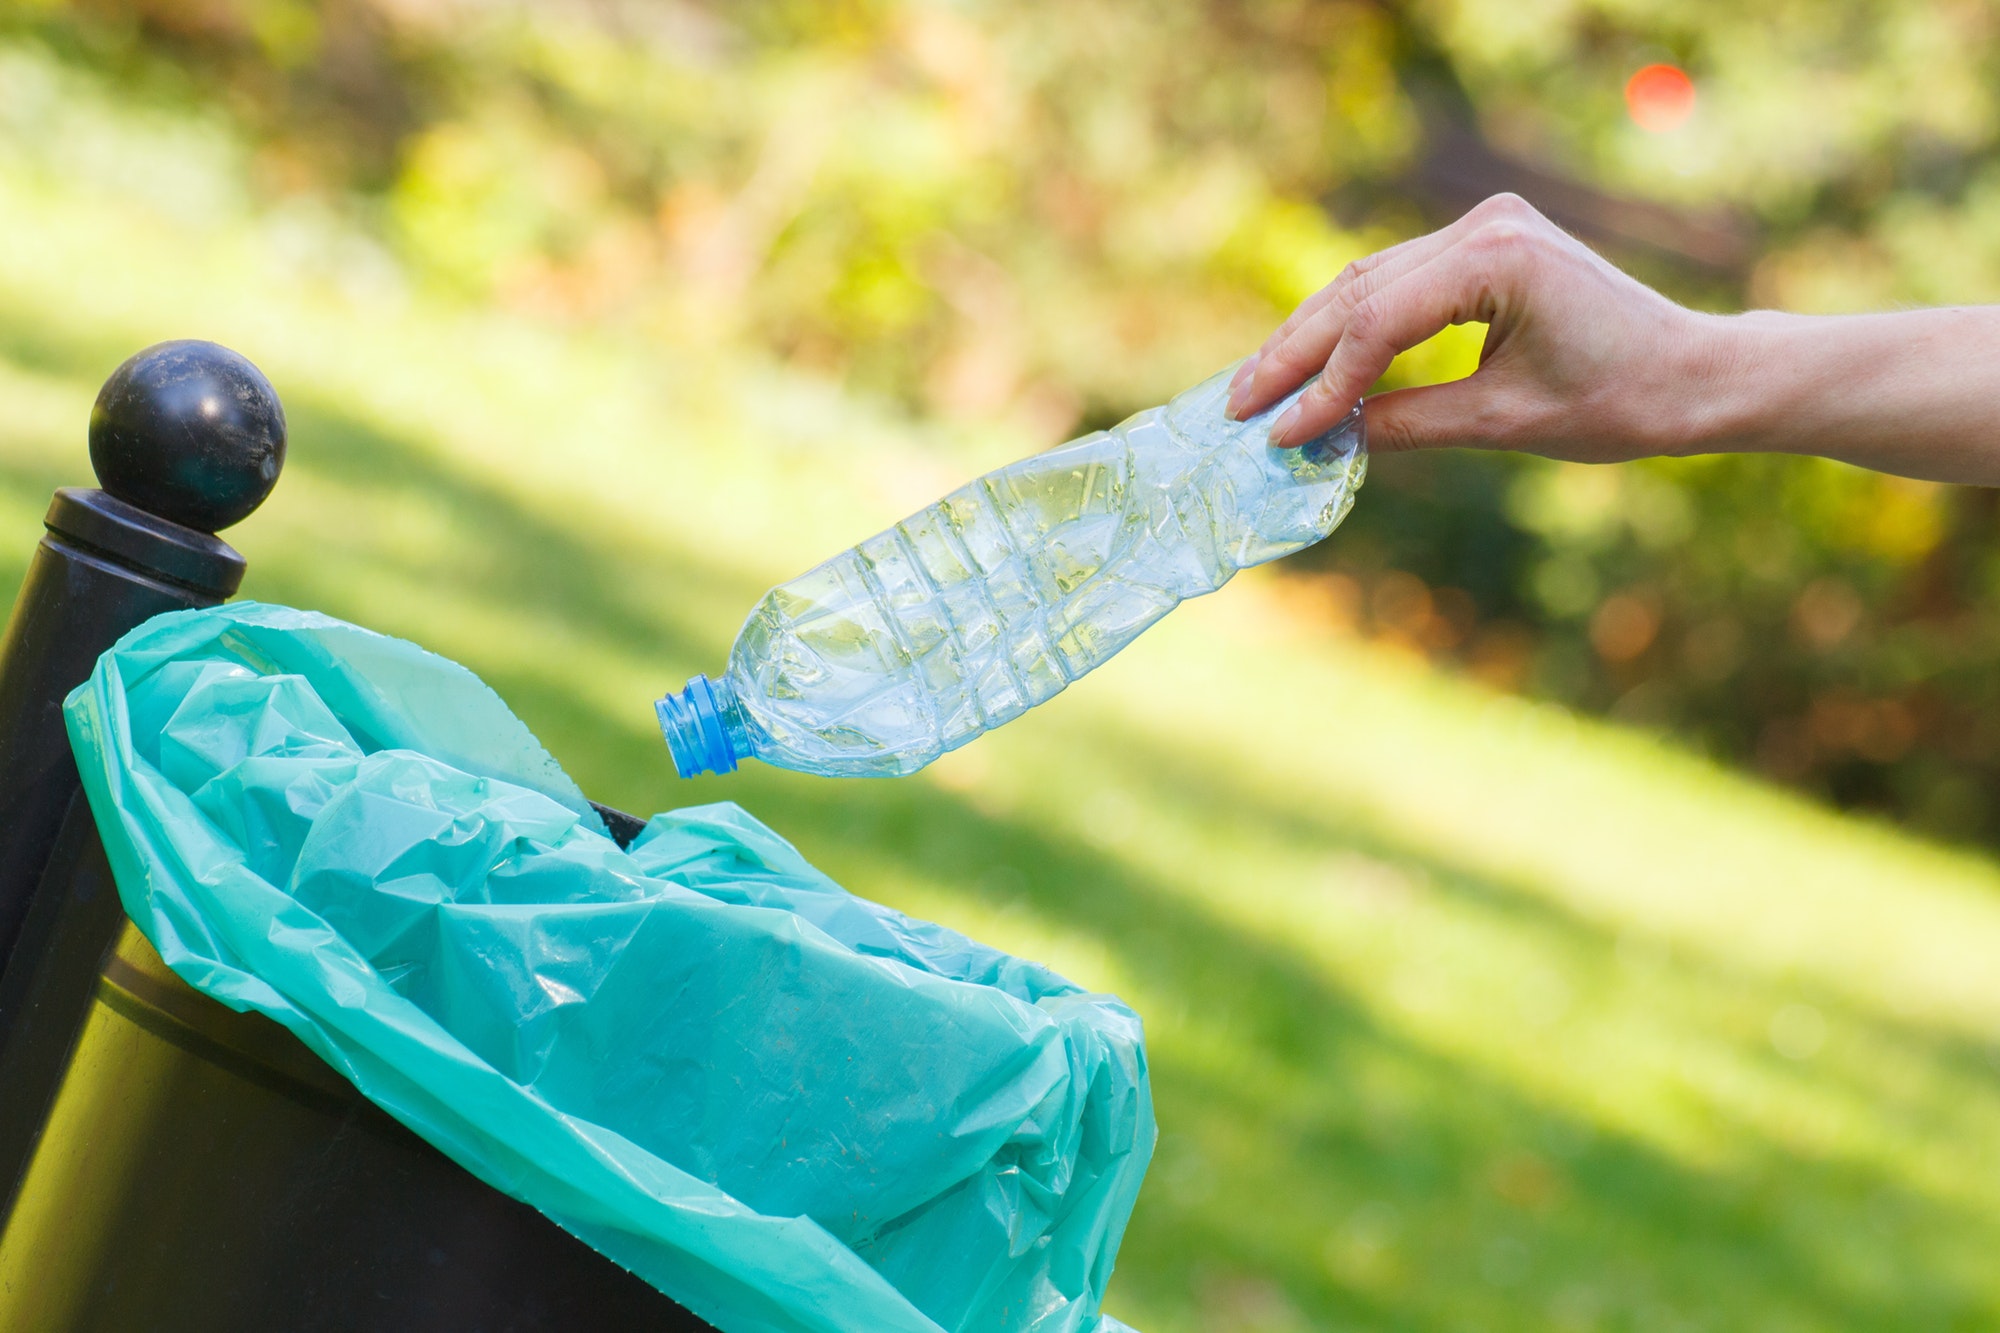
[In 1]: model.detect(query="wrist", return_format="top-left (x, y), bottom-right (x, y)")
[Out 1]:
top-left (1669, 310), bottom-right (1804, 457)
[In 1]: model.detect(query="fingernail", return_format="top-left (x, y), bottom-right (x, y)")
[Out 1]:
top-left (1224, 352), bottom-right (1256, 416)
top-left (1268, 404), bottom-right (1301, 447)
top-left (1229, 352), bottom-right (1260, 392)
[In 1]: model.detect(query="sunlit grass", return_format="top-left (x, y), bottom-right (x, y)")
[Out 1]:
top-left (4, 59), bottom-right (2000, 1333)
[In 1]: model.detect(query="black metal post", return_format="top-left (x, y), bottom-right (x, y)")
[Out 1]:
top-left (0, 340), bottom-right (277, 990)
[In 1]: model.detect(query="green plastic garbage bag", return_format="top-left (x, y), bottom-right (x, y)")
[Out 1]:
top-left (64, 603), bottom-right (1154, 1333)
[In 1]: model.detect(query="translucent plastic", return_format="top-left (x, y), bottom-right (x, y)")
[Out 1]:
top-left (67, 603), bottom-right (1154, 1333)
top-left (661, 362), bottom-right (1366, 778)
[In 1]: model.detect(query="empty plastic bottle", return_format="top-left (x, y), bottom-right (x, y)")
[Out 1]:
top-left (659, 361), bottom-right (1365, 778)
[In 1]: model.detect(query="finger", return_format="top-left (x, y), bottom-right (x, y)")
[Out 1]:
top-left (1234, 195), bottom-right (1548, 419)
top-left (1226, 237), bottom-right (1440, 417)
top-left (1227, 349), bottom-right (1262, 397)
top-left (1268, 250), bottom-right (1502, 447)
top-left (1353, 379), bottom-right (1499, 455)
top-left (1229, 213), bottom-right (1489, 420)
top-left (1263, 226), bottom-right (1457, 359)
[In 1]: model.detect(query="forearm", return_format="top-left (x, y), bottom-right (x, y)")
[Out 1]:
top-left (1692, 307), bottom-right (2000, 484)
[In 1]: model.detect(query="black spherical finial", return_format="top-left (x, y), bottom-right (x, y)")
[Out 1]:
top-left (88, 340), bottom-right (287, 533)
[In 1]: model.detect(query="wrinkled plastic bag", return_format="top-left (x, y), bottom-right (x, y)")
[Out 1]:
top-left (64, 603), bottom-right (1154, 1333)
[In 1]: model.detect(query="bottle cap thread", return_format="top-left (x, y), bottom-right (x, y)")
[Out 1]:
top-left (657, 674), bottom-right (740, 777)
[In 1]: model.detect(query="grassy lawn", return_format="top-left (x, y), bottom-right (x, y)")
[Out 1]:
top-left (6, 58), bottom-right (2000, 1333)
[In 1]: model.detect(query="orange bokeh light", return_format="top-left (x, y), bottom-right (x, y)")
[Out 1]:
top-left (1625, 63), bottom-right (1696, 133)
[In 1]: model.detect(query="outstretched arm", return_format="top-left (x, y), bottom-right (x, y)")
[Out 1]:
top-left (1225, 193), bottom-right (2000, 487)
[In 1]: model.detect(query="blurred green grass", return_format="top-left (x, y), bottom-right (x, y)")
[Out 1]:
top-left (7, 63), bottom-right (2000, 1333)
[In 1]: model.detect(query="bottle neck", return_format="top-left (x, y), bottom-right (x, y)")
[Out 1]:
top-left (657, 673), bottom-right (744, 777)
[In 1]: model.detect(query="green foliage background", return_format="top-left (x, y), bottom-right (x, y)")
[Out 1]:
top-left (16, 0), bottom-right (2000, 839)
top-left (7, 3), bottom-right (2000, 1330)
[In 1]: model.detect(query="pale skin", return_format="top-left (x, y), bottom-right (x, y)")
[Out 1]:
top-left (1225, 192), bottom-right (2000, 487)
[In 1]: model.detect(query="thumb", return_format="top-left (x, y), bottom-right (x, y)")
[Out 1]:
top-left (1360, 379), bottom-right (1501, 455)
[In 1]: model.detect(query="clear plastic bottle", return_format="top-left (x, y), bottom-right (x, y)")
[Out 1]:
top-left (659, 362), bottom-right (1365, 778)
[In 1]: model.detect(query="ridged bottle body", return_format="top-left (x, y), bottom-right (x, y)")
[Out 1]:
top-left (664, 363), bottom-right (1365, 778)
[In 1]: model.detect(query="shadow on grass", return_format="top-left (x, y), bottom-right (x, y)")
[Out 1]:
top-left (1089, 710), bottom-right (2000, 1081)
top-left (960, 716), bottom-right (2000, 1329)
top-left (273, 392), bottom-right (736, 658)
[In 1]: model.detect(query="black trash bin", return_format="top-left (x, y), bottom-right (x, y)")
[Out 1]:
top-left (0, 342), bottom-right (714, 1331)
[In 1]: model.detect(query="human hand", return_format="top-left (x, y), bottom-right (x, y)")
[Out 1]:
top-left (1225, 194), bottom-right (1721, 461)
